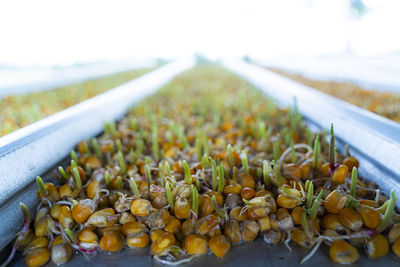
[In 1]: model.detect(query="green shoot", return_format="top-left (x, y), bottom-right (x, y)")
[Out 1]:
top-left (83, 141), bottom-right (91, 155)
top-left (36, 176), bottom-right (47, 197)
top-left (211, 195), bottom-right (226, 218)
top-left (183, 160), bottom-right (191, 184)
top-left (312, 134), bottom-right (320, 168)
top-left (58, 166), bottom-right (68, 180)
top-left (164, 161), bottom-right (172, 177)
top-left (350, 167), bottom-right (357, 198)
top-left (20, 202), bottom-right (31, 223)
top-left (64, 228), bottom-right (79, 244)
top-left (129, 177), bottom-right (140, 198)
top-left (310, 190), bottom-right (323, 220)
top-left (145, 164), bottom-right (152, 187)
top-left (377, 191), bottom-right (397, 232)
top-left (72, 167), bottom-right (82, 190)
top-left (241, 151), bottom-right (249, 174)
top-left (104, 170), bottom-right (111, 188)
top-left (290, 139), bottom-right (296, 163)
top-left (195, 137), bottom-right (202, 160)
top-left (166, 182), bottom-right (174, 210)
top-left (201, 154), bottom-right (210, 168)
top-left (136, 132), bottom-right (143, 158)
top-left (92, 138), bottom-right (102, 159)
top-left (152, 131), bottom-right (160, 161)
top-left (116, 139), bottom-right (122, 152)
top-left (116, 176), bottom-right (123, 190)
top-left (118, 151), bottom-right (126, 176)
top-left (228, 144), bottom-right (234, 167)
top-left (70, 150), bottom-right (78, 163)
top-left (129, 148), bottom-right (135, 164)
top-left (218, 164), bottom-right (225, 193)
top-left (306, 181), bottom-right (314, 209)
top-left (232, 166), bottom-right (238, 182)
top-left (210, 157), bottom-right (218, 191)
top-left (272, 160), bottom-right (282, 187)
top-left (329, 124), bottom-right (335, 168)
top-left (273, 140), bottom-right (280, 161)
top-left (191, 185), bottom-right (199, 215)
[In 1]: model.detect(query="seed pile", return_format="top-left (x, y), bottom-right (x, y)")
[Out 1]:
top-left (3, 65), bottom-right (400, 267)
top-left (268, 67), bottom-right (400, 122)
top-left (0, 67), bottom-right (154, 136)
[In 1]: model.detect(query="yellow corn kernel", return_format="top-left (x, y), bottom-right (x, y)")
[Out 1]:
top-left (51, 235), bottom-right (65, 248)
top-left (78, 228), bottom-right (98, 244)
top-left (329, 240), bottom-right (359, 264)
top-left (320, 163), bottom-right (330, 177)
top-left (229, 206), bottom-right (248, 221)
top-left (239, 173), bottom-right (255, 189)
top-left (223, 183), bottom-right (241, 195)
top-left (86, 181), bottom-right (100, 199)
top-left (358, 205), bottom-right (380, 229)
top-left (324, 190), bottom-right (347, 214)
top-left (343, 157), bottom-right (359, 170)
top-left (241, 220), bottom-right (260, 242)
top-left (25, 248), bottom-right (51, 267)
top-left (291, 206), bottom-right (304, 226)
top-left (150, 229), bottom-right (166, 242)
top-left (194, 214), bottom-right (219, 235)
top-left (131, 199), bottom-right (152, 217)
top-left (59, 184), bottom-right (73, 199)
top-left (257, 216), bottom-right (271, 232)
top-left (72, 199), bottom-right (95, 224)
top-left (184, 234), bottom-right (208, 255)
top-left (339, 208), bottom-right (363, 231)
top-left (365, 234), bottom-right (389, 258)
top-left (389, 224), bottom-right (400, 243)
top-left (151, 232), bottom-right (175, 255)
top-left (332, 165), bottom-right (348, 184)
top-left (99, 230), bottom-right (124, 252)
top-left (58, 205), bottom-right (74, 229)
top-left (277, 194), bottom-right (298, 209)
top-left (392, 238), bottom-right (400, 257)
top-left (126, 233), bottom-right (150, 248)
top-left (174, 198), bottom-right (191, 219)
top-left (224, 221), bottom-right (241, 243)
top-left (164, 217), bottom-right (181, 234)
top-left (209, 235), bottom-right (231, 257)
top-left (321, 213), bottom-right (344, 232)
top-left (122, 222), bottom-right (147, 235)
top-left (26, 237), bottom-right (49, 251)
top-left (291, 228), bottom-right (314, 248)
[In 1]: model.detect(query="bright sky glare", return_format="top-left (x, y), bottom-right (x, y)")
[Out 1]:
top-left (0, 0), bottom-right (399, 66)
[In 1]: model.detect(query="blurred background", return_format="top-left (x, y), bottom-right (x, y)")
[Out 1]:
top-left (0, 0), bottom-right (399, 134)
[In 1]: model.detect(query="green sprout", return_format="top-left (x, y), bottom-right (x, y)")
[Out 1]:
top-left (232, 166), bottom-right (238, 182)
top-left (350, 167), bottom-right (358, 198)
top-left (183, 160), bottom-right (191, 184)
top-left (258, 121), bottom-right (266, 139)
top-left (312, 134), bottom-right (320, 168)
top-left (263, 160), bottom-right (270, 186)
top-left (191, 185), bottom-right (199, 215)
top-left (290, 139), bottom-right (296, 163)
top-left (306, 181), bottom-right (314, 209)
top-left (164, 161), bottom-right (172, 177)
top-left (272, 160), bottom-right (282, 187)
top-left (201, 154), bottom-right (210, 169)
top-left (166, 182), bottom-right (174, 210)
top-left (273, 140), bottom-right (280, 161)
top-left (195, 137), bottom-right (202, 160)
top-left (116, 139), bottom-right (123, 152)
top-left (36, 176), bottom-right (47, 197)
top-left (241, 151), bottom-right (249, 174)
top-left (58, 166), bottom-right (68, 180)
top-left (116, 176), bottom-right (123, 190)
top-left (64, 228), bottom-right (79, 244)
top-left (85, 163), bottom-right (92, 173)
top-left (70, 150), bottom-right (78, 163)
top-left (20, 202), bottom-right (31, 223)
top-left (228, 144), bottom-right (235, 167)
top-left (218, 164), bottom-right (225, 194)
top-left (118, 151), bottom-right (126, 176)
top-left (72, 167), bottom-right (82, 190)
top-left (104, 170), bottom-right (111, 188)
top-left (83, 141), bottom-right (91, 155)
top-left (129, 177), bottom-right (140, 198)
top-left (211, 195), bottom-right (226, 218)
top-left (310, 190), bottom-right (323, 220)
top-left (210, 157), bottom-right (218, 191)
top-left (377, 191), bottom-right (397, 232)
top-left (136, 132), bottom-right (143, 158)
top-left (329, 124), bottom-right (335, 168)
top-left (145, 164), bottom-right (152, 187)
top-left (129, 148), bottom-right (135, 164)
top-left (301, 210), bottom-right (311, 238)
top-left (92, 138), bottom-right (102, 159)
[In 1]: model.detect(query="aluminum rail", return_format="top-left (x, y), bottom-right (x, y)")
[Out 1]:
top-left (0, 57), bottom-right (195, 250)
top-left (222, 59), bottom-right (400, 205)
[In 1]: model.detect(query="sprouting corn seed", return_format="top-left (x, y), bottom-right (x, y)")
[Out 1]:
top-left (210, 157), bottom-right (218, 191)
top-left (228, 144), bottom-right (234, 167)
top-left (70, 150), bottom-right (78, 163)
top-left (118, 151), bottom-right (126, 176)
top-left (272, 160), bottom-right (282, 187)
top-left (183, 160), bottom-right (191, 184)
top-left (92, 138), bottom-right (102, 159)
top-left (306, 181), bottom-right (314, 209)
top-left (350, 167), bottom-right (357, 198)
top-left (211, 195), bottom-right (225, 218)
top-left (105, 170), bottom-right (111, 188)
top-left (218, 164), bottom-right (225, 194)
top-left (72, 167), bottom-right (82, 190)
top-left (36, 176), bottom-right (47, 197)
top-left (129, 177), bottom-right (140, 198)
top-left (58, 166), bottom-right (68, 180)
top-left (241, 151), bottom-right (249, 174)
top-left (312, 134), bottom-right (320, 168)
top-left (310, 190), bottom-right (323, 220)
top-left (377, 191), bottom-right (397, 232)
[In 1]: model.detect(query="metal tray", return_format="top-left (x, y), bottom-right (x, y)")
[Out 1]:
top-left (3, 59), bottom-right (400, 266)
